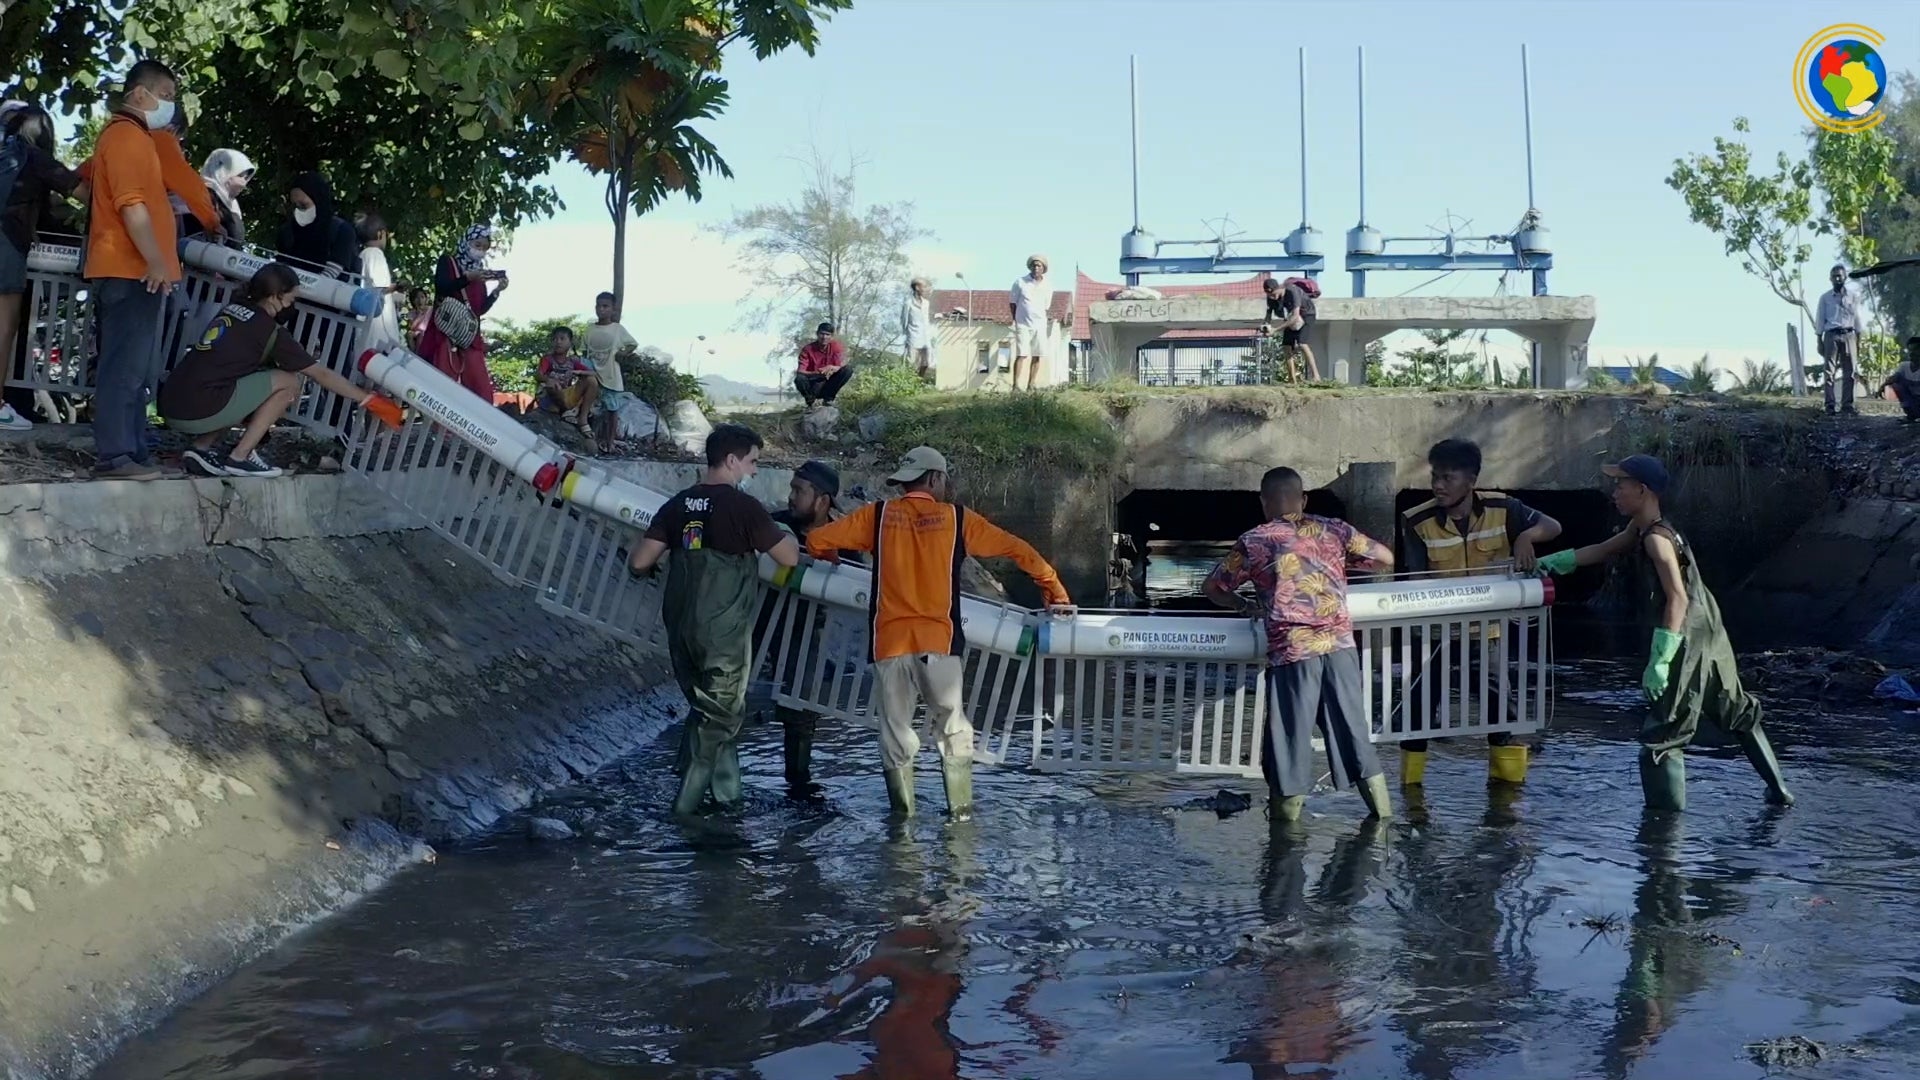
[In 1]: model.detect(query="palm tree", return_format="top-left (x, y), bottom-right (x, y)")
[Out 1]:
top-left (1683, 355), bottom-right (1719, 393)
top-left (1735, 358), bottom-right (1789, 395)
top-left (1629, 352), bottom-right (1661, 387)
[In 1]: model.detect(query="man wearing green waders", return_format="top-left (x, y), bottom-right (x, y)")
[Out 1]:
top-left (629, 424), bottom-right (799, 816)
top-left (1537, 455), bottom-right (1793, 810)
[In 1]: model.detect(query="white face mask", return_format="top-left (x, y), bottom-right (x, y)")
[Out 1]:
top-left (141, 97), bottom-right (176, 131)
top-left (292, 205), bottom-right (317, 227)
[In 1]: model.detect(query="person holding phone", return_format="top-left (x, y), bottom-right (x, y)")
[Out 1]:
top-left (414, 223), bottom-right (508, 400)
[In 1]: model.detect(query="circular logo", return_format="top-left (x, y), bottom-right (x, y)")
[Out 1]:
top-left (404, 388), bottom-right (417, 401)
top-left (1107, 633), bottom-right (1122, 648)
top-left (617, 506), bottom-right (633, 521)
top-left (1796, 25), bottom-right (1888, 132)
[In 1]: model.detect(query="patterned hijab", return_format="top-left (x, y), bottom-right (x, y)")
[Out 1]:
top-left (454, 224), bottom-right (493, 274)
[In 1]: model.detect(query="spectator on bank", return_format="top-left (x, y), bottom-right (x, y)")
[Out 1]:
top-left (160, 262), bottom-right (391, 478)
top-left (536, 325), bottom-right (600, 439)
top-left (354, 212), bottom-right (404, 351)
top-left (199, 148), bottom-right (254, 246)
top-left (275, 171), bottom-right (358, 276)
top-left (1007, 255), bottom-right (1050, 390)
top-left (1817, 263), bottom-right (1862, 416)
top-left (85, 59), bottom-right (183, 480)
top-left (1881, 337), bottom-right (1920, 423)
top-left (0, 103), bottom-right (87, 433)
top-left (803, 445), bottom-right (1074, 820)
top-left (415, 223), bottom-right (507, 400)
top-left (795, 321), bottom-right (851, 408)
top-left (406, 285), bottom-right (433, 350)
top-left (901, 277), bottom-right (935, 381)
top-left (1261, 276), bottom-right (1322, 382)
top-left (583, 290), bottom-right (638, 394)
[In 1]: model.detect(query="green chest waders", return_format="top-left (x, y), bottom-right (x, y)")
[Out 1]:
top-left (1632, 523), bottom-right (1793, 811)
top-left (662, 546), bottom-right (763, 816)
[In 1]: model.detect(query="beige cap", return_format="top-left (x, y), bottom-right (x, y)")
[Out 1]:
top-left (886, 445), bottom-right (950, 484)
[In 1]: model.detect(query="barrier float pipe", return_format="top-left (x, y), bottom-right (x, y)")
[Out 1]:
top-left (358, 348), bottom-right (561, 488)
top-left (26, 242), bottom-right (80, 274)
top-left (180, 239), bottom-right (381, 317)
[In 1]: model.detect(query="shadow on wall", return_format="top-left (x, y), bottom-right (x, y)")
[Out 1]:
top-left (0, 525), bottom-right (678, 1076)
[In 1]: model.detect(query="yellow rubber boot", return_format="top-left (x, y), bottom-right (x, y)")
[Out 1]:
top-left (1488, 744), bottom-right (1529, 785)
top-left (1401, 749), bottom-right (1428, 788)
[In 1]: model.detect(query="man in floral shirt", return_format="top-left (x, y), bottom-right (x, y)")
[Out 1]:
top-left (1205, 466), bottom-right (1396, 822)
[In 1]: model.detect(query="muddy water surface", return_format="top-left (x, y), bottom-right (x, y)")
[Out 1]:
top-left (96, 658), bottom-right (1920, 1079)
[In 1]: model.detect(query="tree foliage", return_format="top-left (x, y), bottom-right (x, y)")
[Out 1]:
top-left (1666, 117), bottom-right (1819, 320)
top-left (1808, 126), bottom-right (1903, 269)
top-left (1860, 75), bottom-right (1920, 339)
top-left (717, 151), bottom-right (928, 356)
top-left (4, 0), bottom-right (852, 286)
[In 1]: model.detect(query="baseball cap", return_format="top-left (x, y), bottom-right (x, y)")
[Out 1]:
top-left (886, 446), bottom-right (949, 485)
top-left (793, 459), bottom-right (840, 497)
top-left (1601, 454), bottom-right (1669, 496)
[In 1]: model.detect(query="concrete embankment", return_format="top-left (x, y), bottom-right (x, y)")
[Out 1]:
top-left (0, 473), bottom-right (689, 1078)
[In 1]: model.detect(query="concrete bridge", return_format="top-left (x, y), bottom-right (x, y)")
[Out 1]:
top-left (1087, 295), bottom-right (1598, 388)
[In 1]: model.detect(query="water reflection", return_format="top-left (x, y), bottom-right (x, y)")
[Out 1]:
top-left (91, 663), bottom-right (1920, 1080)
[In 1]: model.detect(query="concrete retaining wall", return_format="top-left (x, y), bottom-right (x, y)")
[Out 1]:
top-left (0, 474), bottom-right (685, 1078)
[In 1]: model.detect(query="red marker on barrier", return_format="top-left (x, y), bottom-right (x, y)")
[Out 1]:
top-left (358, 348), bottom-right (380, 373)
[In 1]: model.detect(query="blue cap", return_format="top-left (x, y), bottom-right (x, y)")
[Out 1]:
top-left (1602, 454), bottom-right (1668, 495)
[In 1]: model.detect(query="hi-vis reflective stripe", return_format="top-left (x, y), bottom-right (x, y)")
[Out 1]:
top-left (1424, 536), bottom-right (1465, 549)
top-left (1422, 527), bottom-right (1506, 549)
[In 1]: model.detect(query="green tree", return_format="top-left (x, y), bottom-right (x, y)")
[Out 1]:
top-left (717, 150), bottom-right (928, 356)
top-left (1808, 125), bottom-right (1903, 269)
top-left (1394, 328), bottom-right (1482, 387)
top-left (1683, 355), bottom-right (1719, 393)
top-left (1860, 74), bottom-right (1920, 338)
top-left (1666, 117), bottom-right (1818, 323)
top-left (1734, 358), bottom-right (1790, 395)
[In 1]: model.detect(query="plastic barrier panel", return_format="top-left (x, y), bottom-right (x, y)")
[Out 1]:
top-left (180, 239), bottom-right (380, 316)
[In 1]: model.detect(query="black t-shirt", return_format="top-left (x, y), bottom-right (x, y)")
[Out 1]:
top-left (1266, 283), bottom-right (1314, 322)
top-left (158, 302), bottom-right (316, 422)
top-left (647, 484), bottom-right (786, 556)
top-left (1, 140), bottom-right (82, 252)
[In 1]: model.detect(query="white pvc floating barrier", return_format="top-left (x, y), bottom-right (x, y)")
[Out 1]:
top-left (24, 240), bottom-right (380, 317)
top-left (353, 346), bottom-right (1553, 661)
top-left (359, 347), bottom-right (562, 489)
top-left (181, 239), bottom-right (381, 317)
top-left (26, 242), bottom-right (79, 275)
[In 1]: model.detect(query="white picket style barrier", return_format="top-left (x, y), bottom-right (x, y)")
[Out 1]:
top-left (14, 237), bottom-right (375, 439)
top-left (334, 346), bottom-right (1557, 776)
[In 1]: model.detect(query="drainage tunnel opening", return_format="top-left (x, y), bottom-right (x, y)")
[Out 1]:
top-left (1392, 487), bottom-right (1616, 605)
top-left (1114, 488), bottom-right (1348, 609)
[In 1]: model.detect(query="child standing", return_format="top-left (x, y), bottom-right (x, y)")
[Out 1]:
top-left (355, 212), bottom-right (404, 351)
top-left (583, 290), bottom-right (639, 394)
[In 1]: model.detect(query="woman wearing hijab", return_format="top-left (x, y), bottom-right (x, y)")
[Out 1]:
top-left (413, 224), bottom-right (508, 400)
top-left (274, 171), bottom-right (358, 276)
top-left (200, 148), bottom-right (253, 246)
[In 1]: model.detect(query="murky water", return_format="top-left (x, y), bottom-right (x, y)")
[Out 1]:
top-left (97, 658), bottom-right (1920, 1080)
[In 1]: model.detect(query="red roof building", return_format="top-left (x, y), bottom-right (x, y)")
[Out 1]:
top-left (927, 288), bottom-right (1072, 326)
top-left (1071, 270), bottom-right (1273, 342)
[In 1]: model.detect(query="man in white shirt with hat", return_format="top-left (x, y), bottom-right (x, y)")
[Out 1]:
top-left (1007, 255), bottom-right (1051, 392)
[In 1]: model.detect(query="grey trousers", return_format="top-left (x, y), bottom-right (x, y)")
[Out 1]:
top-left (1258, 648), bottom-right (1383, 798)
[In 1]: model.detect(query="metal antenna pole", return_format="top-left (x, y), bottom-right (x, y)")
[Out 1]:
top-left (1130, 55), bottom-right (1142, 232)
top-left (1297, 46), bottom-right (1308, 226)
top-left (1522, 43), bottom-right (1536, 210)
top-left (1356, 45), bottom-right (1366, 225)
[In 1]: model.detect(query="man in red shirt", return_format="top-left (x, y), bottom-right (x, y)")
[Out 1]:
top-left (794, 321), bottom-right (851, 409)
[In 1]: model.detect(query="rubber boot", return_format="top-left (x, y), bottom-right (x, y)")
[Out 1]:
top-left (883, 764), bottom-right (916, 818)
top-left (1272, 795), bottom-right (1307, 822)
top-left (710, 741), bottom-right (743, 810)
top-left (781, 711), bottom-right (817, 793)
top-left (1736, 726), bottom-right (1795, 806)
top-left (942, 758), bottom-right (974, 822)
top-left (673, 760), bottom-right (715, 817)
top-left (1638, 747), bottom-right (1686, 812)
top-left (1400, 749), bottom-right (1428, 788)
top-left (1488, 744), bottom-right (1529, 786)
top-left (1360, 774), bottom-right (1395, 820)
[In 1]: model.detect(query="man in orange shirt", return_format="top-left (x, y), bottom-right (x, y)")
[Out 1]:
top-left (804, 446), bottom-right (1073, 820)
top-left (86, 60), bottom-right (182, 480)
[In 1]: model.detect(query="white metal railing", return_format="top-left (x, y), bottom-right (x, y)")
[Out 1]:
top-left (15, 238), bottom-right (375, 439)
top-left (331, 346), bottom-right (1556, 777)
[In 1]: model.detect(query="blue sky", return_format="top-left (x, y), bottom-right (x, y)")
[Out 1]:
top-left (494, 0), bottom-right (1917, 384)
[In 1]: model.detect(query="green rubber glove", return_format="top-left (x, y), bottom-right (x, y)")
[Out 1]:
top-left (1535, 549), bottom-right (1577, 576)
top-left (1642, 628), bottom-right (1683, 701)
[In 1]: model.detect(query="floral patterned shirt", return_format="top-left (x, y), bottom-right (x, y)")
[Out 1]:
top-left (1205, 514), bottom-right (1392, 666)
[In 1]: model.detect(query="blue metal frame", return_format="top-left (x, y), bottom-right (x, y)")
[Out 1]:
top-left (1120, 254), bottom-right (1327, 277)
